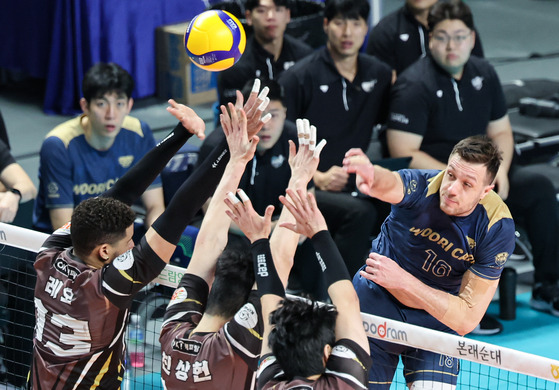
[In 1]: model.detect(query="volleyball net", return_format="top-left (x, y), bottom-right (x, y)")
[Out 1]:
top-left (1, 223), bottom-right (559, 389)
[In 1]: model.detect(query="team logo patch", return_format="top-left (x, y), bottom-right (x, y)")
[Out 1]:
top-left (47, 182), bottom-right (60, 198)
top-left (362, 79), bottom-right (377, 92)
top-left (283, 61), bottom-right (295, 71)
top-left (234, 303), bottom-right (258, 329)
top-left (332, 344), bottom-right (359, 360)
top-left (54, 258), bottom-right (81, 280)
top-left (271, 155), bottom-right (285, 168)
top-left (258, 355), bottom-right (277, 372)
top-left (112, 250), bottom-right (134, 270)
top-left (172, 337), bottom-right (202, 355)
top-left (495, 252), bottom-right (508, 266)
top-left (406, 179), bottom-right (418, 195)
top-left (60, 222), bottom-right (71, 231)
top-left (118, 155), bottom-right (134, 169)
top-left (333, 344), bottom-right (350, 354)
top-left (467, 236), bottom-right (476, 250)
top-left (399, 33), bottom-right (409, 42)
top-left (471, 76), bottom-right (484, 91)
top-left (169, 287), bottom-right (188, 307)
top-left (320, 85), bottom-right (329, 93)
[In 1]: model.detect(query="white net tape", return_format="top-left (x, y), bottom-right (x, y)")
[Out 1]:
top-left (2, 222), bottom-right (559, 385)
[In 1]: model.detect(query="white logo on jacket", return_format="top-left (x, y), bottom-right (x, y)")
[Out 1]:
top-left (271, 154), bottom-right (286, 168)
top-left (471, 76), bottom-right (484, 91)
top-left (283, 61), bottom-right (295, 71)
top-left (362, 79), bottom-right (377, 92)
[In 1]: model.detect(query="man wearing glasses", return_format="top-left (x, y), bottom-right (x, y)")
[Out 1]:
top-left (385, 0), bottom-right (559, 335)
top-left (386, 0), bottom-right (511, 185)
top-left (365, 0), bottom-right (484, 78)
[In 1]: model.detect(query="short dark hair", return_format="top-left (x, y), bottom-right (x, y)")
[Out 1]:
top-left (324, 0), bottom-right (369, 22)
top-left (268, 298), bottom-right (337, 379)
top-left (205, 249), bottom-right (255, 318)
top-left (245, 0), bottom-right (290, 12)
top-left (450, 135), bottom-right (502, 184)
top-left (428, 0), bottom-right (474, 31)
top-left (241, 79), bottom-right (285, 106)
top-left (70, 197), bottom-right (136, 258)
top-left (82, 62), bottom-right (135, 103)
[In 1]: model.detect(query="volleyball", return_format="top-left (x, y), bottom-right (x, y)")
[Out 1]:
top-left (184, 10), bottom-right (246, 72)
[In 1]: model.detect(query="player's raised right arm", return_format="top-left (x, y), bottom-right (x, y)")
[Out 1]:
top-left (343, 148), bottom-right (405, 204)
top-left (279, 189), bottom-right (369, 352)
top-left (185, 105), bottom-right (258, 284)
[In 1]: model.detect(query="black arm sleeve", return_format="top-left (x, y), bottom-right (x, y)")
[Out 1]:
top-left (102, 122), bottom-right (193, 205)
top-left (151, 137), bottom-right (229, 245)
top-left (251, 238), bottom-right (285, 298)
top-left (311, 230), bottom-right (351, 287)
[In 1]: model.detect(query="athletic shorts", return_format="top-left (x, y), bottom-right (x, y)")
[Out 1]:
top-left (353, 268), bottom-right (460, 389)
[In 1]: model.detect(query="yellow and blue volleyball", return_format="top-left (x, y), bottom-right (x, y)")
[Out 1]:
top-left (184, 10), bottom-right (246, 72)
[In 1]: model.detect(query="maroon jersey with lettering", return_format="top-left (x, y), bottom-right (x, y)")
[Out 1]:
top-left (31, 224), bottom-right (167, 389)
top-left (257, 339), bottom-right (372, 390)
top-left (160, 273), bottom-right (263, 389)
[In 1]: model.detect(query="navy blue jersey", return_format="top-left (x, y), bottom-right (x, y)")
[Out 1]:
top-left (33, 114), bottom-right (160, 231)
top-left (354, 169), bottom-right (514, 387)
top-left (369, 169), bottom-right (515, 294)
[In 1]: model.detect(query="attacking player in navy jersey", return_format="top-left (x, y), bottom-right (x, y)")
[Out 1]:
top-left (30, 80), bottom-right (270, 390)
top-left (386, 0), bottom-right (559, 331)
top-left (345, 136), bottom-right (515, 389)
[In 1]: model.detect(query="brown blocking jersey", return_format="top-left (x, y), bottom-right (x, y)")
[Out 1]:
top-left (160, 273), bottom-right (264, 390)
top-left (31, 224), bottom-right (167, 390)
top-left (257, 339), bottom-right (372, 390)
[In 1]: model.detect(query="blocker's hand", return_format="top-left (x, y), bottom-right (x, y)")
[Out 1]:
top-left (166, 99), bottom-right (206, 140)
top-left (234, 78), bottom-right (271, 138)
top-left (287, 118), bottom-right (327, 190)
top-left (225, 189), bottom-right (274, 243)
